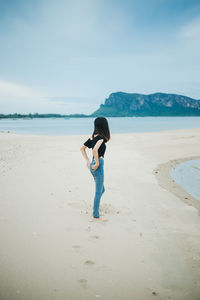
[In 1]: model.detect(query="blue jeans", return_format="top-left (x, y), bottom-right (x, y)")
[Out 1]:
top-left (90, 157), bottom-right (105, 218)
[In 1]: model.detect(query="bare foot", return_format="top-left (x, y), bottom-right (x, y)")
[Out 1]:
top-left (89, 216), bottom-right (108, 222)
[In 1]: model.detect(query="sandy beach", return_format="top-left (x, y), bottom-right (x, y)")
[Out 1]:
top-left (0, 127), bottom-right (200, 300)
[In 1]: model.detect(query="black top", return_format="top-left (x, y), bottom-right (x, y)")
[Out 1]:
top-left (84, 135), bottom-right (106, 158)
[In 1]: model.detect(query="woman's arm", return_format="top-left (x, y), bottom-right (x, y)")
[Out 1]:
top-left (92, 139), bottom-right (104, 169)
top-left (80, 145), bottom-right (90, 163)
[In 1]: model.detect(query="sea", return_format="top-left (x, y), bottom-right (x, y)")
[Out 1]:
top-left (0, 116), bottom-right (200, 136)
top-left (170, 159), bottom-right (200, 201)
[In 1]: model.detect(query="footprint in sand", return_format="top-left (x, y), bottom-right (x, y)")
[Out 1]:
top-left (68, 202), bottom-right (82, 208)
top-left (84, 260), bottom-right (95, 266)
top-left (78, 278), bottom-right (88, 289)
top-left (145, 288), bottom-right (161, 299)
top-left (100, 203), bottom-right (119, 215)
top-left (86, 226), bottom-right (91, 232)
top-left (90, 235), bottom-right (100, 239)
top-left (72, 245), bottom-right (80, 249)
top-left (68, 201), bottom-right (91, 215)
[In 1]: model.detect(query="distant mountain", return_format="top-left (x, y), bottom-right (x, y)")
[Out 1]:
top-left (91, 92), bottom-right (200, 116)
top-left (1, 92), bottom-right (200, 119)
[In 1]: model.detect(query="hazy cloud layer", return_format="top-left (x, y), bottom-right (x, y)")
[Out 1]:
top-left (0, 0), bottom-right (200, 113)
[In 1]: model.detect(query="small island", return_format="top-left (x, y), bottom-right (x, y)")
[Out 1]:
top-left (1, 92), bottom-right (200, 119)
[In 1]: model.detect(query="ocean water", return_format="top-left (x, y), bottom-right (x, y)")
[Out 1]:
top-left (170, 159), bottom-right (200, 201)
top-left (0, 116), bottom-right (200, 135)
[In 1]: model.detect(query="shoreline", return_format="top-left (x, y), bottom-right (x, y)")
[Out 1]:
top-left (152, 156), bottom-right (200, 216)
top-left (153, 155), bottom-right (200, 216)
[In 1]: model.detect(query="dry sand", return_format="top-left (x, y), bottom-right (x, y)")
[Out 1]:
top-left (0, 128), bottom-right (200, 300)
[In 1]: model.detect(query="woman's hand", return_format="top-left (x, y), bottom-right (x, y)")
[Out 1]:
top-left (92, 163), bottom-right (99, 171)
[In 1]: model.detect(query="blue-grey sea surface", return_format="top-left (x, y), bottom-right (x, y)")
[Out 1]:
top-left (170, 159), bottom-right (200, 201)
top-left (0, 116), bottom-right (200, 135)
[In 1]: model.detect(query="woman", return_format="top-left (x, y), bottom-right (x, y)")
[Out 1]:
top-left (80, 117), bottom-right (110, 219)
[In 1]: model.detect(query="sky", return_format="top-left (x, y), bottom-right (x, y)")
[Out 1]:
top-left (0, 0), bottom-right (200, 114)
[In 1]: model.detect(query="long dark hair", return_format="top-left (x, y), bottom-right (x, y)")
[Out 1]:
top-left (92, 117), bottom-right (110, 142)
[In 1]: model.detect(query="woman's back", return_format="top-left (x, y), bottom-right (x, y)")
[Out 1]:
top-left (84, 134), bottom-right (106, 158)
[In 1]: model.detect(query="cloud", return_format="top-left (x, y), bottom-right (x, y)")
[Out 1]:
top-left (0, 80), bottom-right (42, 97)
top-left (44, 96), bottom-right (99, 114)
top-left (180, 16), bottom-right (200, 39)
top-left (0, 80), bottom-right (48, 114)
top-left (0, 80), bottom-right (98, 114)
top-left (0, 0), bottom-right (200, 114)
top-left (47, 96), bottom-right (93, 104)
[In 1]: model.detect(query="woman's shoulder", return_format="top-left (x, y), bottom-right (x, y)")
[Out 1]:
top-left (97, 135), bottom-right (107, 143)
top-left (92, 134), bottom-right (107, 142)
